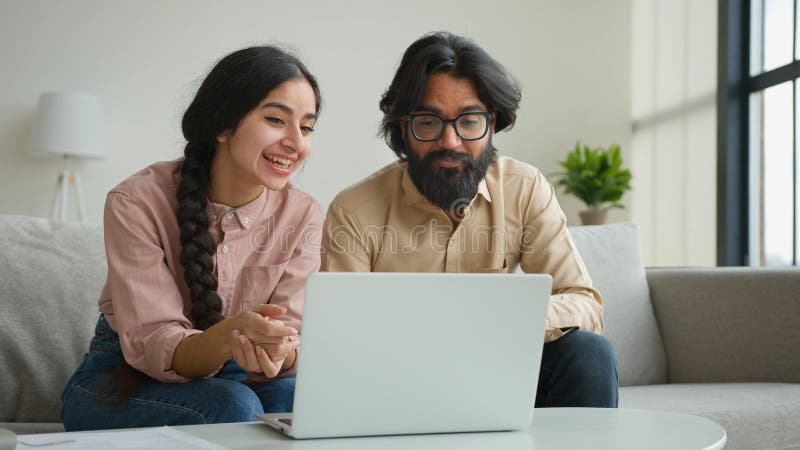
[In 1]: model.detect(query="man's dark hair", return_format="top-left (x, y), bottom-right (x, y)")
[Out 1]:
top-left (379, 32), bottom-right (521, 159)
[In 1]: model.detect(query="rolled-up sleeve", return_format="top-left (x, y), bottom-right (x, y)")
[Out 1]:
top-left (519, 170), bottom-right (604, 343)
top-left (102, 192), bottom-right (201, 382)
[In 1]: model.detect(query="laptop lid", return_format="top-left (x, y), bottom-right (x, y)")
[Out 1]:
top-left (287, 272), bottom-right (551, 439)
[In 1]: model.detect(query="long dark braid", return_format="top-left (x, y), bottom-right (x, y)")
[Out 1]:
top-left (177, 142), bottom-right (222, 330)
top-left (109, 142), bottom-right (221, 400)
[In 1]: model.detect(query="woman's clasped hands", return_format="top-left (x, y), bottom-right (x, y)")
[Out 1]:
top-left (229, 304), bottom-right (299, 379)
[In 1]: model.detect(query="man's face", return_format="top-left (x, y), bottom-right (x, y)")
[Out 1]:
top-left (404, 73), bottom-right (497, 213)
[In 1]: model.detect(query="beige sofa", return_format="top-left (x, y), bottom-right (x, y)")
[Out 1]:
top-left (0, 215), bottom-right (798, 449)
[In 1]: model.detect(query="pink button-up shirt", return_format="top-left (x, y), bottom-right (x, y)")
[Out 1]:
top-left (98, 159), bottom-right (322, 382)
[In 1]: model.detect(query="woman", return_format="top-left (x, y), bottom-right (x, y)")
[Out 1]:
top-left (61, 46), bottom-right (323, 430)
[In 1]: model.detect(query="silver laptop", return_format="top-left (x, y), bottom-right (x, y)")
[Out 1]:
top-left (258, 272), bottom-right (552, 439)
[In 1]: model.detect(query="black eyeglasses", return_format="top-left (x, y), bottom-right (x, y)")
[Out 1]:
top-left (406, 112), bottom-right (493, 142)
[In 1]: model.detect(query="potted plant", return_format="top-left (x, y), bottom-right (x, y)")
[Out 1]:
top-left (552, 142), bottom-right (632, 225)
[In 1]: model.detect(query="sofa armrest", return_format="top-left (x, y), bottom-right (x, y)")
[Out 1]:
top-left (645, 267), bottom-right (800, 383)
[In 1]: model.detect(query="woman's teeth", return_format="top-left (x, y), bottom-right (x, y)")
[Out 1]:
top-left (265, 155), bottom-right (293, 169)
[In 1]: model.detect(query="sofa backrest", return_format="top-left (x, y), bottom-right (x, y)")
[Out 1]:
top-left (568, 222), bottom-right (668, 386)
top-left (0, 214), bottom-right (106, 425)
top-left (0, 214), bottom-right (666, 425)
top-left (647, 267), bottom-right (800, 383)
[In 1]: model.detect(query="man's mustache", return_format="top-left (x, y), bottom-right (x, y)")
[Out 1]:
top-left (423, 150), bottom-right (473, 164)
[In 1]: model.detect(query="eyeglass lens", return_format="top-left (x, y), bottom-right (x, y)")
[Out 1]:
top-left (411, 113), bottom-right (488, 141)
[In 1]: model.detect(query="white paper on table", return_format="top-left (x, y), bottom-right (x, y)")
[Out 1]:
top-left (15, 426), bottom-right (229, 450)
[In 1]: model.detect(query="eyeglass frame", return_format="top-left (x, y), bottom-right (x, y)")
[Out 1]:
top-left (404, 111), bottom-right (494, 142)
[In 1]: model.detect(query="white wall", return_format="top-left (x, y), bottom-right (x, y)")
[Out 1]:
top-left (630, 0), bottom-right (718, 267)
top-left (0, 0), bottom-right (631, 227)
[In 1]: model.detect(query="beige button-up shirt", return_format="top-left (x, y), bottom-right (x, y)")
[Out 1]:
top-left (321, 156), bottom-right (603, 342)
top-left (99, 159), bottom-right (323, 382)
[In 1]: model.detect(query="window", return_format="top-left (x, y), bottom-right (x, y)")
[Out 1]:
top-left (719, 0), bottom-right (800, 266)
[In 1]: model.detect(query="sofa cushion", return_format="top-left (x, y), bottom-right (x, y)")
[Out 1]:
top-left (568, 222), bottom-right (667, 386)
top-left (620, 383), bottom-right (800, 450)
top-left (0, 215), bottom-right (106, 425)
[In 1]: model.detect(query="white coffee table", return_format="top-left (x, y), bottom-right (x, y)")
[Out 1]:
top-left (177, 408), bottom-right (727, 449)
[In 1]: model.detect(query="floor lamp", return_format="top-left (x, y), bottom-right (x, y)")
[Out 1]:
top-left (28, 92), bottom-right (107, 223)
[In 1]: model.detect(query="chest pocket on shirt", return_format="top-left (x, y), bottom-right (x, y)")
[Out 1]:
top-left (239, 261), bottom-right (290, 313)
top-left (472, 258), bottom-right (509, 273)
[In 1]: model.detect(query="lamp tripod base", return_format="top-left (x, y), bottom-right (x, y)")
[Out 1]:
top-left (50, 156), bottom-right (87, 223)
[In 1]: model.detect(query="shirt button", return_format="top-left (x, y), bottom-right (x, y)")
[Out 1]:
top-left (222, 245), bottom-right (229, 254)
top-left (226, 213), bottom-right (234, 220)
top-left (210, 214), bottom-right (217, 221)
top-left (243, 217), bottom-right (250, 224)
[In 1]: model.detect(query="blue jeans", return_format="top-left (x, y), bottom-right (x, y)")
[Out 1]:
top-left (535, 329), bottom-right (619, 407)
top-left (61, 315), bottom-right (295, 431)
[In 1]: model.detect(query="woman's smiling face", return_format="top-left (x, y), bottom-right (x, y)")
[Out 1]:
top-left (216, 77), bottom-right (318, 193)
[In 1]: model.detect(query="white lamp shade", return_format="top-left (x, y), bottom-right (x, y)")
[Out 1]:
top-left (28, 92), bottom-right (107, 159)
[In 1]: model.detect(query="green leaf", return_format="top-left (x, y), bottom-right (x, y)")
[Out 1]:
top-left (551, 141), bottom-right (633, 210)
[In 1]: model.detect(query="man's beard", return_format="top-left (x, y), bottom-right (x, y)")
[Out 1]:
top-left (406, 141), bottom-right (497, 215)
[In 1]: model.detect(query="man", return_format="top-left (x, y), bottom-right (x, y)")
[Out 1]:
top-left (322, 32), bottom-right (617, 408)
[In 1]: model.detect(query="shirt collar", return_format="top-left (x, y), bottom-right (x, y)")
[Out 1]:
top-left (476, 178), bottom-right (492, 203)
top-left (207, 187), bottom-right (268, 230)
